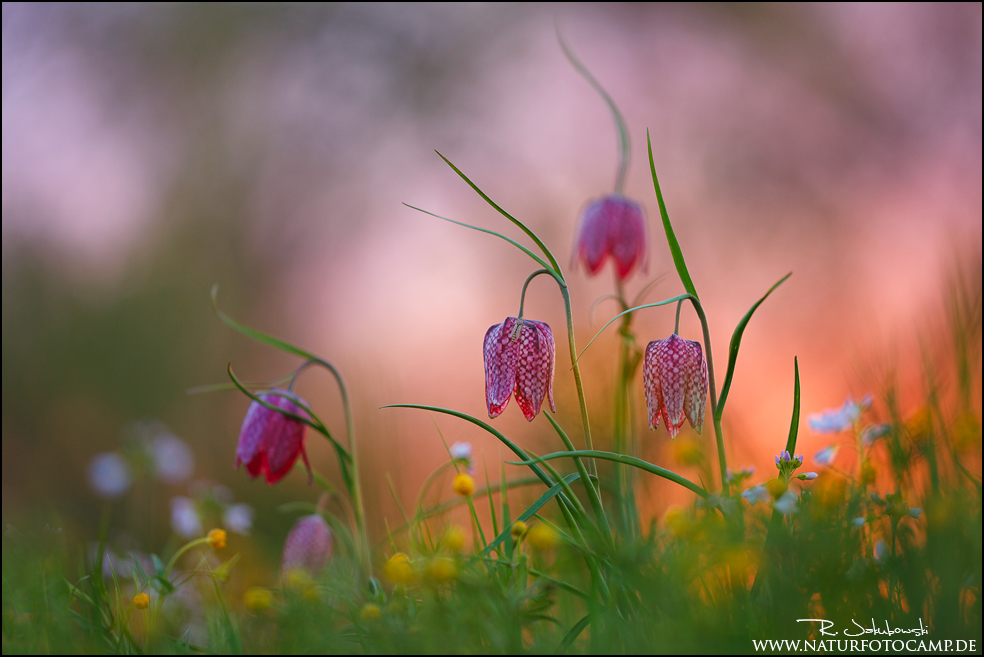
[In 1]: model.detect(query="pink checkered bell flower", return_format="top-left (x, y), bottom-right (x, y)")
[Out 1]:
top-left (484, 317), bottom-right (556, 421)
top-left (573, 195), bottom-right (648, 282)
top-left (643, 334), bottom-right (708, 438)
top-left (281, 514), bottom-right (332, 578)
top-left (235, 388), bottom-right (313, 485)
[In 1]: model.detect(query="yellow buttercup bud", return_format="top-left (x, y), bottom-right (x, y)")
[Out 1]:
top-left (510, 521), bottom-right (528, 540)
top-left (527, 524), bottom-right (558, 552)
top-left (207, 529), bottom-right (227, 549)
top-left (426, 556), bottom-right (457, 583)
top-left (452, 473), bottom-right (475, 497)
top-left (384, 553), bottom-right (417, 585)
top-left (765, 478), bottom-right (787, 500)
top-left (444, 526), bottom-right (466, 553)
top-left (360, 603), bottom-right (382, 621)
top-left (133, 593), bottom-right (150, 610)
top-left (244, 587), bottom-right (273, 612)
top-left (672, 438), bottom-right (704, 466)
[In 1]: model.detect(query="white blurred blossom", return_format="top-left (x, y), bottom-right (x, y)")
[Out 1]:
top-left (774, 490), bottom-right (798, 515)
top-left (150, 433), bottom-right (194, 484)
top-left (807, 395), bottom-right (872, 433)
top-left (813, 445), bottom-right (840, 467)
top-left (170, 496), bottom-right (202, 538)
top-left (223, 503), bottom-right (254, 536)
top-left (88, 452), bottom-right (132, 498)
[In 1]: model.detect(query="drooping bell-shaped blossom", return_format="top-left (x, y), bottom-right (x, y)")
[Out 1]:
top-left (484, 317), bottom-right (556, 421)
top-left (572, 195), bottom-right (648, 281)
top-left (643, 334), bottom-right (708, 438)
top-left (281, 514), bottom-right (332, 578)
top-left (235, 388), bottom-right (312, 485)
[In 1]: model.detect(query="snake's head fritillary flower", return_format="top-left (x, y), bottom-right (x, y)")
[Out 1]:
top-left (643, 334), bottom-right (708, 438)
top-left (484, 317), bottom-right (556, 421)
top-left (573, 195), bottom-right (647, 281)
top-left (281, 514), bottom-right (332, 578)
top-left (236, 388), bottom-right (312, 485)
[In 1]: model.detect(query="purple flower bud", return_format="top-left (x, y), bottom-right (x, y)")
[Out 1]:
top-left (573, 195), bottom-right (647, 282)
top-left (236, 389), bottom-right (312, 485)
top-left (282, 514), bottom-right (332, 577)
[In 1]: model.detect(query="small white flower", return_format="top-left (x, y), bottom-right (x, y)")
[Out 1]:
top-left (807, 396), bottom-right (870, 434)
top-left (450, 442), bottom-right (472, 460)
top-left (908, 507), bottom-right (922, 518)
top-left (774, 490), bottom-right (798, 515)
top-left (874, 539), bottom-right (889, 563)
top-left (88, 453), bottom-right (133, 498)
top-left (798, 472), bottom-right (819, 480)
top-left (813, 445), bottom-right (840, 467)
top-left (861, 424), bottom-right (890, 446)
top-left (170, 497), bottom-right (202, 538)
top-left (223, 503), bottom-right (254, 536)
top-left (852, 516), bottom-right (867, 528)
top-left (150, 433), bottom-right (195, 484)
top-left (741, 485), bottom-right (770, 505)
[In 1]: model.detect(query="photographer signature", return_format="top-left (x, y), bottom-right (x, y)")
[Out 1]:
top-left (797, 618), bottom-right (929, 637)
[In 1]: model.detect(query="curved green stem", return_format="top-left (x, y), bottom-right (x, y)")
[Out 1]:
top-left (674, 299), bottom-right (684, 335)
top-left (310, 358), bottom-right (372, 581)
top-left (558, 28), bottom-right (630, 194)
top-left (518, 269), bottom-right (553, 319)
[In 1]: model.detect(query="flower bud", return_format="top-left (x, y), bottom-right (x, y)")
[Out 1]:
top-left (133, 593), bottom-right (150, 610)
top-left (453, 473), bottom-right (475, 497)
top-left (206, 529), bottom-right (227, 549)
top-left (573, 195), bottom-right (648, 282)
top-left (281, 515), bottom-right (332, 579)
top-left (236, 389), bottom-right (313, 485)
top-left (510, 521), bottom-right (528, 540)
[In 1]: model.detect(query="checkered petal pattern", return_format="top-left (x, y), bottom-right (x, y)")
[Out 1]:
top-left (643, 334), bottom-right (708, 438)
top-left (484, 317), bottom-right (556, 421)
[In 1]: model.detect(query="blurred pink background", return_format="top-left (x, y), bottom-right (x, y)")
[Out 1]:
top-left (3, 4), bottom-right (981, 543)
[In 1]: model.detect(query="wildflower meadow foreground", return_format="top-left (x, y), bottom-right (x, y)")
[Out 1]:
top-left (3, 35), bottom-right (982, 656)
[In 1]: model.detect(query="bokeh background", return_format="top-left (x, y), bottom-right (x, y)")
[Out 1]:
top-left (3, 3), bottom-right (981, 570)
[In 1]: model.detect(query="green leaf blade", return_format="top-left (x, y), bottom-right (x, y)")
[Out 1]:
top-left (647, 130), bottom-right (698, 299)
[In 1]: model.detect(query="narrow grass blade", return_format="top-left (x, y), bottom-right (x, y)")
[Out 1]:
top-left (481, 472), bottom-right (585, 556)
top-left (647, 130), bottom-right (697, 298)
top-left (404, 204), bottom-right (555, 274)
top-left (556, 614), bottom-right (591, 654)
top-left (576, 294), bottom-right (694, 363)
top-left (715, 273), bottom-right (792, 420)
top-left (785, 356), bottom-right (800, 454)
top-left (211, 285), bottom-right (320, 362)
top-left (435, 152), bottom-right (563, 275)
top-left (509, 450), bottom-right (708, 498)
top-left (381, 405), bottom-right (569, 496)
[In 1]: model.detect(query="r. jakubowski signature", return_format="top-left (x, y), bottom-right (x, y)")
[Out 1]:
top-left (797, 618), bottom-right (929, 638)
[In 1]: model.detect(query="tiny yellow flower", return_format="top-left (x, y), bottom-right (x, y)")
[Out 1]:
top-left (133, 593), bottom-right (150, 610)
top-left (765, 478), bottom-right (787, 500)
top-left (860, 462), bottom-right (877, 486)
top-left (663, 506), bottom-right (690, 537)
top-left (244, 587), bottom-right (273, 612)
top-left (384, 553), bottom-right (417, 585)
top-left (285, 568), bottom-right (314, 591)
top-left (452, 473), bottom-right (475, 497)
top-left (426, 556), bottom-right (457, 583)
top-left (206, 528), bottom-right (227, 549)
top-left (510, 521), bottom-right (528, 540)
top-left (444, 525), bottom-right (466, 553)
top-left (951, 412), bottom-right (981, 452)
top-left (672, 438), bottom-right (704, 466)
top-left (906, 406), bottom-right (933, 442)
top-left (527, 524), bottom-right (558, 552)
top-left (360, 603), bottom-right (382, 621)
